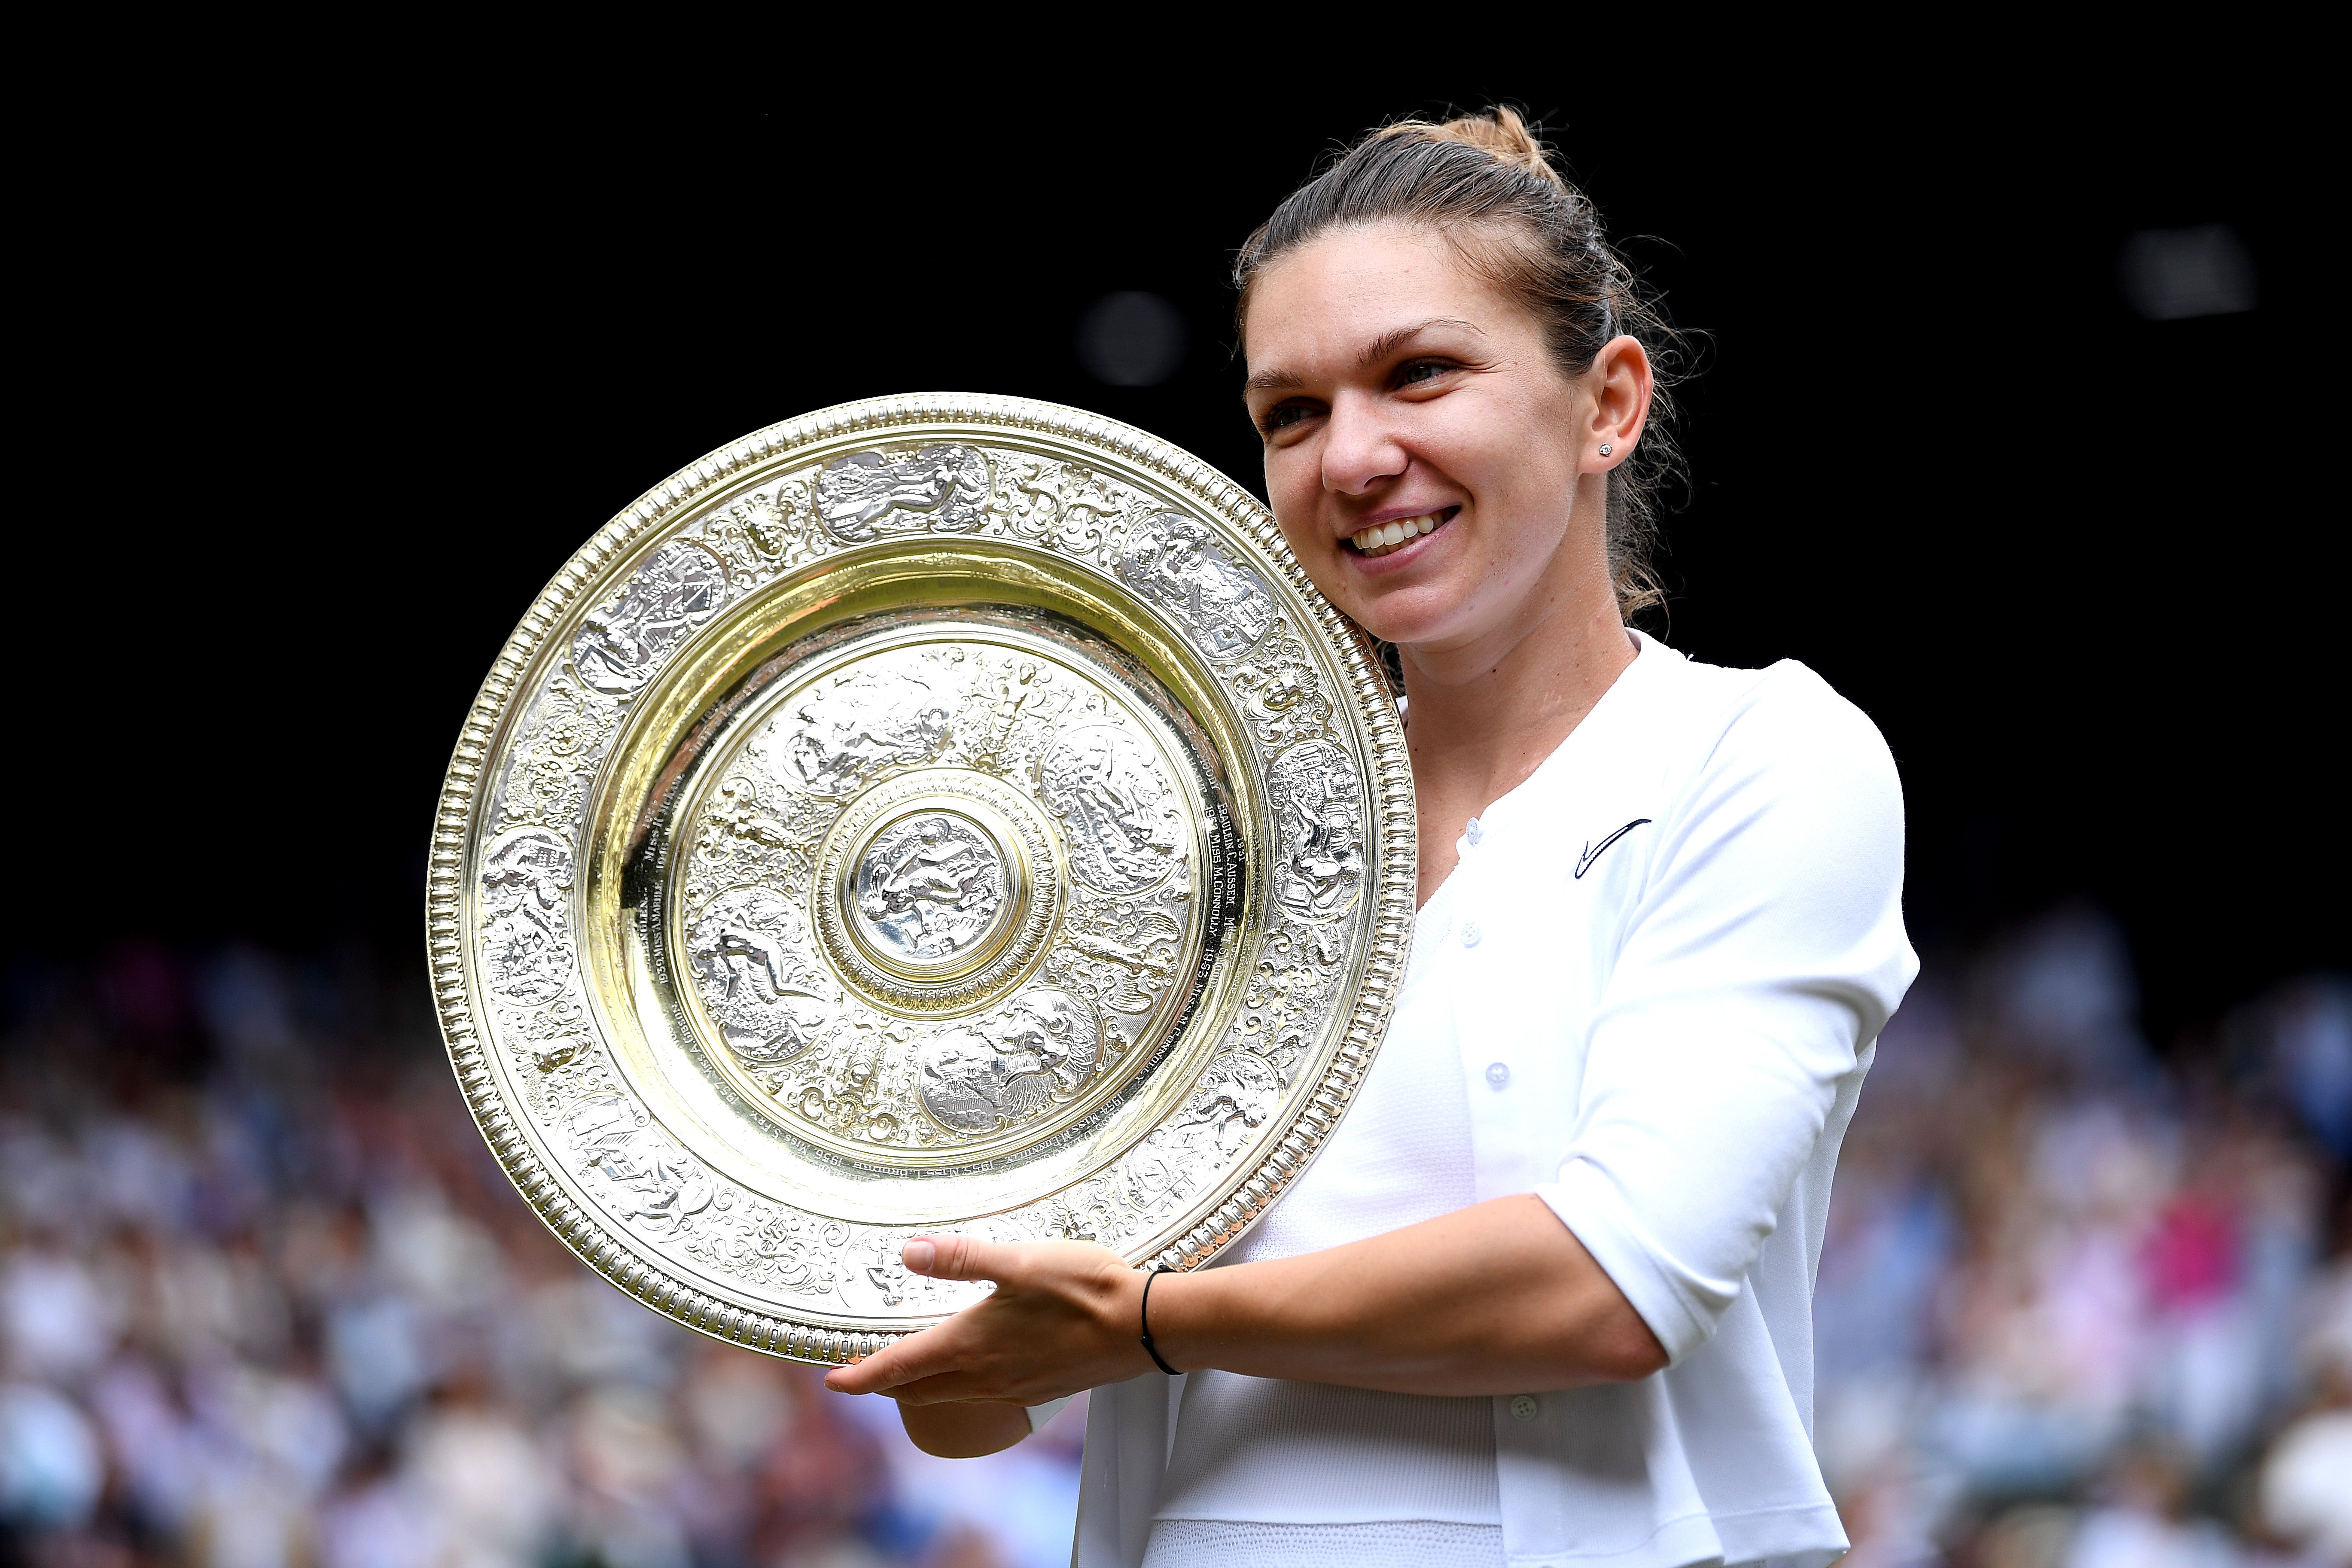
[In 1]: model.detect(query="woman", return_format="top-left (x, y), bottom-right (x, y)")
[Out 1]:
top-left (827, 109), bottom-right (1917, 1568)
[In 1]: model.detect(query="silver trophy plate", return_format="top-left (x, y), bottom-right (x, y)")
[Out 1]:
top-left (429, 394), bottom-right (1415, 1361)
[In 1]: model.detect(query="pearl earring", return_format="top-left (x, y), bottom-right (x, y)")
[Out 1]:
top-left (1599, 443), bottom-right (1614, 457)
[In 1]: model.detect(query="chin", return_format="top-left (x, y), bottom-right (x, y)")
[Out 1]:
top-left (1345, 591), bottom-right (1460, 652)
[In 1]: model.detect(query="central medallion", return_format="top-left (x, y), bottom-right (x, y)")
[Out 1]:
top-left (847, 810), bottom-right (1011, 974)
top-left (810, 770), bottom-right (1060, 1019)
top-left (665, 624), bottom-right (1224, 1169)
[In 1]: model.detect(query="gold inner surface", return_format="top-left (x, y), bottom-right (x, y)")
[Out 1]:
top-left (574, 540), bottom-right (1261, 1223)
top-left (626, 594), bottom-right (1226, 1175)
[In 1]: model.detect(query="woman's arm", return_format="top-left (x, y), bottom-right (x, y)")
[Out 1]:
top-left (825, 1194), bottom-right (1664, 1408)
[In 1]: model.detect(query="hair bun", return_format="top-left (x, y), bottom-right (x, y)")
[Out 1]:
top-left (1417, 107), bottom-right (1565, 188)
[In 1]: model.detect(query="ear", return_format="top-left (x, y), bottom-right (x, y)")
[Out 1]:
top-left (1583, 335), bottom-right (1654, 474)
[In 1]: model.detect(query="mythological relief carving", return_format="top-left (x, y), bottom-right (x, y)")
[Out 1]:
top-left (673, 640), bottom-right (1196, 1156)
top-left (1121, 1050), bottom-right (1284, 1214)
top-left (1267, 739), bottom-right (1366, 922)
top-left (815, 446), bottom-right (990, 541)
top-left (1226, 633), bottom-right (1332, 751)
top-left (686, 887), bottom-right (839, 1064)
top-left (852, 814), bottom-right (1005, 964)
top-left (718, 481), bottom-right (817, 561)
top-left (1115, 512), bottom-right (1277, 655)
top-left (480, 827), bottom-right (576, 1004)
top-left (1045, 889), bottom-right (1186, 1049)
top-left (785, 668), bottom-right (954, 797)
top-left (499, 995), bottom-right (593, 1075)
top-left (493, 994), bottom-right (620, 1126)
top-left (563, 1093), bottom-right (714, 1237)
top-left (918, 989), bottom-right (1101, 1133)
top-left (1040, 725), bottom-right (1181, 893)
top-left (571, 540), bottom-right (728, 697)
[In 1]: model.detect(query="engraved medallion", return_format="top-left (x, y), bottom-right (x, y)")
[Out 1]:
top-left (431, 394), bottom-right (1414, 1362)
top-left (850, 811), bottom-right (1009, 969)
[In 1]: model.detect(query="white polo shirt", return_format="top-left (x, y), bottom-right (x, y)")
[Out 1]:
top-left (1067, 631), bottom-right (1919, 1568)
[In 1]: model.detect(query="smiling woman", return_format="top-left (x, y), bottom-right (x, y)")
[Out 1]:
top-left (1235, 109), bottom-right (1683, 629)
top-left (824, 110), bottom-right (1918, 1568)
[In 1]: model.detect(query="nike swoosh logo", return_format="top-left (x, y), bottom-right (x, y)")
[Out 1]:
top-left (1573, 819), bottom-right (1652, 880)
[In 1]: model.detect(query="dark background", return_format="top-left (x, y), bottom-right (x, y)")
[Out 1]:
top-left (15, 76), bottom-right (2340, 1047)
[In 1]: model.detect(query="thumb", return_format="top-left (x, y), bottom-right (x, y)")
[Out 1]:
top-left (902, 1233), bottom-right (1017, 1285)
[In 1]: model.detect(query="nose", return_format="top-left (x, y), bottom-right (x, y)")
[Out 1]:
top-left (1320, 390), bottom-right (1408, 496)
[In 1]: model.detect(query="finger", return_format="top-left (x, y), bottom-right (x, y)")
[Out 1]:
top-left (904, 1232), bottom-right (1025, 1285)
top-left (825, 1310), bottom-right (986, 1396)
top-left (825, 1325), bottom-right (941, 1395)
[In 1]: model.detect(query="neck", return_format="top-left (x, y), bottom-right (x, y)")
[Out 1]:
top-left (1398, 554), bottom-right (1636, 906)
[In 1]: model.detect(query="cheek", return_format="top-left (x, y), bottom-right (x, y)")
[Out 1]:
top-left (1268, 512), bottom-right (1360, 609)
top-left (1263, 442), bottom-right (1321, 511)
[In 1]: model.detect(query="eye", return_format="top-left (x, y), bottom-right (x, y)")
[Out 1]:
top-left (1397, 359), bottom-right (1450, 387)
top-left (1261, 402), bottom-right (1314, 433)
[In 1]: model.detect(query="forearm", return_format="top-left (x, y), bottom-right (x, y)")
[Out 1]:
top-left (897, 1398), bottom-right (1033, 1457)
top-left (1149, 1193), bottom-right (1666, 1394)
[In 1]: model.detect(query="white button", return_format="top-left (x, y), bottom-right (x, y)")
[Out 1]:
top-left (1485, 1062), bottom-right (1510, 1090)
top-left (1509, 1394), bottom-right (1539, 1422)
top-left (1465, 817), bottom-right (1484, 846)
top-left (1461, 921), bottom-right (1482, 948)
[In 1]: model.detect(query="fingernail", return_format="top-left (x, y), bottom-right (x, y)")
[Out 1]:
top-left (903, 1237), bottom-right (936, 1272)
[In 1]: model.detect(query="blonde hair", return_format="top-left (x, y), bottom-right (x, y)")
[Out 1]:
top-left (1235, 107), bottom-right (1685, 622)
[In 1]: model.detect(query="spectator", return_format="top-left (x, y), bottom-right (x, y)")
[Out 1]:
top-left (1, 923), bottom-right (2344, 1567)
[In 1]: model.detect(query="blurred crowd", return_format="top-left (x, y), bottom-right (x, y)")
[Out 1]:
top-left (0, 947), bottom-right (1081, 1568)
top-left (1818, 909), bottom-right (2352, 1566)
top-left (2, 912), bottom-right (2347, 1568)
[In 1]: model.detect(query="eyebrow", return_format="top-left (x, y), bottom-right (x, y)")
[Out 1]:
top-left (1241, 317), bottom-right (1487, 396)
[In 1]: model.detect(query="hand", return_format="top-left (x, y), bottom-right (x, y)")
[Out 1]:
top-left (823, 1234), bottom-right (1155, 1405)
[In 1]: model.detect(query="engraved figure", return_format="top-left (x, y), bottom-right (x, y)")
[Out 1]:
top-left (990, 989), bottom-right (1102, 1093)
top-left (1115, 512), bottom-right (1277, 654)
top-left (570, 540), bottom-right (728, 697)
top-left (1040, 725), bottom-right (1179, 892)
top-left (1268, 739), bottom-right (1366, 921)
top-left (1122, 1049), bottom-right (1283, 1215)
top-left (1060, 905), bottom-right (1185, 1015)
top-left (1172, 1051), bottom-right (1283, 1154)
top-left (687, 887), bottom-right (837, 1063)
top-left (781, 669), bottom-right (952, 796)
top-left (564, 1093), bottom-right (713, 1236)
top-left (917, 989), bottom-right (1100, 1134)
top-left (479, 827), bottom-right (575, 1003)
top-left (814, 445), bottom-right (989, 542)
top-left (1230, 654), bottom-right (1328, 748)
top-left (853, 815), bottom-right (1005, 964)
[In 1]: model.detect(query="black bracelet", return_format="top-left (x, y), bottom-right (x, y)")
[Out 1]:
top-left (1139, 1263), bottom-right (1180, 1375)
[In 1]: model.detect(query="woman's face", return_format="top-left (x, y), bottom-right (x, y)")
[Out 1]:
top-left (1241, 222), bottom-right (1642, 659)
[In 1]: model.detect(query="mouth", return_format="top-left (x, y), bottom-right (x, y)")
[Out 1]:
top-left (1346, 507), bottom-right (1456, 558)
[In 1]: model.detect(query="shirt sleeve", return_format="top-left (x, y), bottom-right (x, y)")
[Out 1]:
top-left (1533, 665), bottom-right (1917, 1363)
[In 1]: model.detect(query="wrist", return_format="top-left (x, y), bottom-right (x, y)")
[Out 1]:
top-left (1139, 1264), bottom-right (1182, 1374)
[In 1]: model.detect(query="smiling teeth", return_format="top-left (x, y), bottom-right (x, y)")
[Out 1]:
top-left (1352, 512), bottom-right (1444, 556)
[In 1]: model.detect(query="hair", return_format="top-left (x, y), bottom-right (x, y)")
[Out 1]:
top-left (1234, 107), bottom-right (1686, 623)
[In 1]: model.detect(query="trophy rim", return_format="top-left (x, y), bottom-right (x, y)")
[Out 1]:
top-left (427, 392), bottom-right (1415, 1364)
